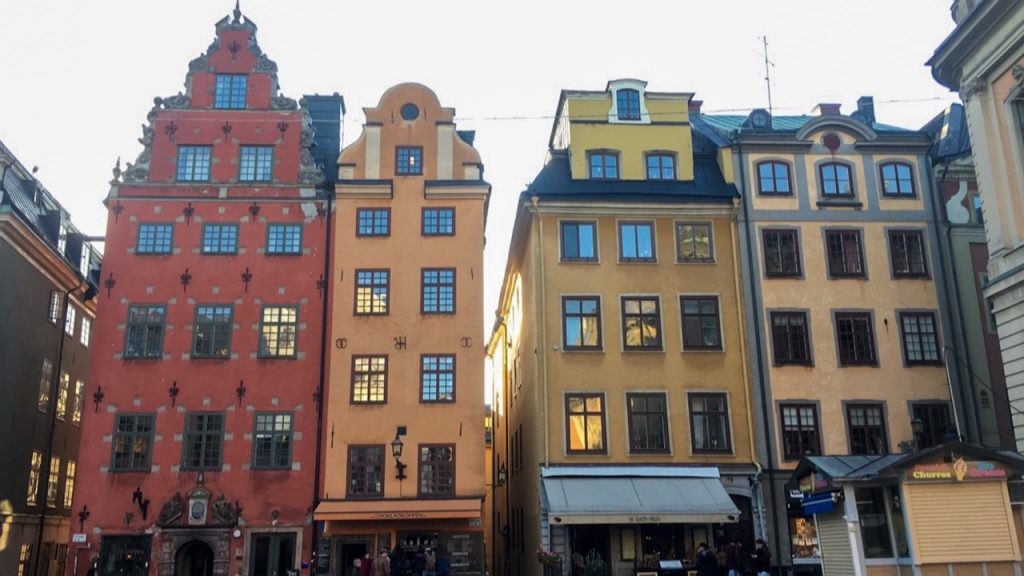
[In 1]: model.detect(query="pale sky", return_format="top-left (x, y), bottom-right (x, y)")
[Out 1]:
top-left (0, 0), bottom-right (959, 324)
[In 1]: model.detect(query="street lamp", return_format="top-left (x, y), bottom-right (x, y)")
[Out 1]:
top-left (391, 433), bottom-right (407, 481)
top-left (497, 463), bottom-right (507, 487)
top-left (911, 417), bottom-right (925, 450)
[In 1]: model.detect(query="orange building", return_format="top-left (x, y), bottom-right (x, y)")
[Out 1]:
top-left (315, 84), bottom-right (490, 575)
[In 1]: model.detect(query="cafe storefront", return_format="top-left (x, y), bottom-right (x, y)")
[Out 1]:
top-left (790, 442), bottom-right (1024, 576)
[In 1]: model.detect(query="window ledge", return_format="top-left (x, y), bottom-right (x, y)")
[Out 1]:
top-left (816, 199), bottom-right (863, 208)
top-left (676, 259), bottom-right (717, 265)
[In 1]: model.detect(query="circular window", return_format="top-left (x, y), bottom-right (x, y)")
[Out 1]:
top-left (400, 103), bottom-right (419, 121)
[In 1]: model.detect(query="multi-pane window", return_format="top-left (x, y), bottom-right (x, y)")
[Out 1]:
top-left (560, 221), bottom-right (597, 262)
top-left (617, 89), bottom-right (641, 120)
top-left (825, 230), bottom-right (865, 278)
top-left (880, 162), bottom-right (915, 196)
top-left (63, 460), bottom-right (76, 508)
top-left (757, 161), bottom-right (792, 195)
top-left (619, 222), bottom-right (655, 261)
top-left (423, 208), bottom-right (455, 236)
top-left (182, 413), bottom-right (224, 470)
top-left (111, 414), bottom-right (155, 472)
top-left (136, 224), bottom-right (174, 254)
top-left (770, 312), bottom-right (811, 365)
top-left (37, 359), bottom-right (53, 412)
top-left (913, 403), bottom-right (954, 449)
top-left (419, 445), bottom-right (455, 497)
top-left (124, 306), bottom-right (166, 359)
top-left (64, 306), bottom-right (76, 337)
top-left (835, 312), bottom-right (877, 366)
top-left (889, 230), bottom-right (928, 278)
top-left (356, 208), bottom-right (390, 237)
top-left (422, 268), bottom-right (455, 313)
top-left (202, 224), bottom-right (239, 254)
top-left (689, 393), bottom-right (731, 453)
top-left (253, 413), bottom-right (292, 469)
top-left (676, 223), bottom-right (713, 263)
top-left (17, 544), bottom-right (30, 576)
top-left (352, 356), bottom-right (387, 404)
top-left (80, 316), bottom-right (91, 347)
top-left (847, 404), bottom-right (887, 455)
top-left (562, 296), bottom-right (602, 350)
top-left (396, 146), bottom-right (423, 175)
top-left (71, 380), bottom-right (85, 426)
top-left (646, 153), bottom-right (675, 180)
top-left (900, 312), bottom-right (940, 365)
top-left (56, 372), bottom-right (70, 421)
top-left (46, 457), bottom-right (60, 508)
top-left (762, 229), bottom-right (801, 277)
top-left (176, 146), bottom-right (212, 182)
top-left (681, 296), bottom-right (722, 350)
top-left (215, 74), bottom-right (247, 109)
top-left (588, 152), bottom-right (619, 180)
top-left (622, 296), bottom-right (662, 350)
top-left (240, 146), bottom-right (274, 182)
top-left (192, 305), bottom-right (233, 358)
top-left (780, 404), bottom-right (821, 459)
top-left (348, 445), bottom-right (384, 498)
top-left (355, 270), bottom-right (389, 315)
top-left (627, 393), bottom-right (668, 453)
top-left (27, 451), bottom-right (42, 505)
top-left (566, 393), bottom-right (606, 454)
top-left (48, 291), bottom-right (61, 324)
top-left (820, 162), bottom-right (854, 197)
top-left (259, 306), bottom-right (298, 358)
top-left (267, 224), bottom-right (302, 255)
top-left (421, 355), bottom-right (455, 402)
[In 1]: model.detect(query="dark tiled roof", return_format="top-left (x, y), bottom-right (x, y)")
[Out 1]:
top-left (922, 103), bottom-right (972, 161)
top-left (525, 150), bottom-right (737, 204)
top-left (699, 114), bottom-right (917, 136)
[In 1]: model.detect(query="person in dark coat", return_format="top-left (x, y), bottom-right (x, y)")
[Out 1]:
top-left (390, 545), bottom-right (408, 576)
top-left (436, 546), bottom-right (451, 576)
top-left (694, 543), bottom-right (717, 576)
top-left (751, 539), bottom-right (771, 576)
top-left (410, 546), bottom-right (427, 576)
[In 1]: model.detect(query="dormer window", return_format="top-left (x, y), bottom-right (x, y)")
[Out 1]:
top-left (588, 152), bottom-right (619, 180)
top-left (617, 89), bottom-right (641, 121)
top-left (215, 75), bottom-right (247, 109)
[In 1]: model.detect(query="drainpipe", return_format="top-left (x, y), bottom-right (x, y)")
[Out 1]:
top-left (312, 185), bottom-right (333, 565)
top-left (530, 196), bottom-right (550, 468)
top-left (735, 140), bottom-right (784, 576)
top-left (32, 281), bottom-right (84, 576)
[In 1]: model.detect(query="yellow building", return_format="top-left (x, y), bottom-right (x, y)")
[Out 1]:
top-left (487, 80), bottom-right (759, 576)
top-left (700, 101), bottom-right (959, 573)
top-left (316, 83), bottom-right (489, 575)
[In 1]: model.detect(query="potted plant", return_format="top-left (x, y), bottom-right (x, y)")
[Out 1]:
top-left (536, 546), bottom-right (562, 576)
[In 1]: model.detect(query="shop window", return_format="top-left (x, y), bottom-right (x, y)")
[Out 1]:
top-left (627, 392), bottom-right (668, 453)
top-left (99, 535), bottom-right (152, 576)
top-left (566, 393), bottom-right (606, 454)
top-left (855, 486), bottom-right (910, 558)
top-left (562, 296), bottom-right (602, 350)
top-left (560, 221), bottom-right (598, 262)
top-left (250, 533), bottom-right (296, 576)
top-left (622, 296), bottom-right (662, 350)
top-left (789, 517), bottom-right (820, 559)
top-left (17, 544), bottom-right (30, 576)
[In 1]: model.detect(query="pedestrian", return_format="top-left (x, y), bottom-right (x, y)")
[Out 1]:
top-left (361, 553), bottom-right (373, 576)
top-left (694, 542), bottom-right (717, 576)
top-left (751, 539), bottom-right (771, 576)
top-left (371, 548), bottom-right (391, 576)
top-left (715, 544), bottom-right (729, 576)
top-left (725, 539), bottom-right (747, 576)
top-left (436, 546), bottom-right (450, 576)
top-left (390, 545), bottom-right (408, 576)
top-left (411, 546), bottom-right (426, 576)
top-left (423, 546), bottom-right (438, 576)
top-left (352, 558), bottom-right (363, 576)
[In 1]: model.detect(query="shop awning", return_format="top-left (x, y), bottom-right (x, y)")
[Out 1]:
top-left (314, 498), bottom-right (482, 522)
top-left (542, 467), bottom-right (740, 525)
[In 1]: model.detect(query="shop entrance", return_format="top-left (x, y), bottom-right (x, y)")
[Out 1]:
top-left (336, 538), bottom-right (371, 576)
top-left (570, 525), bottom-right (611, 572)
top-left (175, 540), bottom-right (214, 576)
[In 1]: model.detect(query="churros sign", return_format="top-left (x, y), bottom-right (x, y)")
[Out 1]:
top-left (910, 458), bottom-right (1007, 481)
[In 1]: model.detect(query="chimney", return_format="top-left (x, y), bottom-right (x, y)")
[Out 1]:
top-left (688, 99), bottom-right (703, 114)
top-left (856, 96), bottom-right (875, 125)
top-left (812, 103), bottom-right (842, 117)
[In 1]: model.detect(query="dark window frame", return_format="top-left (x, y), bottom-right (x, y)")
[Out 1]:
top-left (354, 269), bottom-right (390, 316)
top-left (899, 311), bottom-right (942, 366)
top-left (252, 412), bottom-right (293, 470)
top-left (422, 207), bottom-right (456, 236)
top-left (560, 221), bottom-right (598, 262)
top-left (680, 295), bottom-right (723, 351)
top-left (266, 223), bottom-right (303, 255)
top-left (562, 296), bottom-right (603, 351)
top-left (110, 414), bottom-right (155, 472)
top-left (689, 392), bottom-right (733, 454)
top-left (675, 222), bottom-right (714, 263)
top-left (770, 311), bottom-right (812, 366)
top-left (762, 228), bottom-right (802, 278)
top-left (136, 223), bottom-right (174, 255)
top-left (258, 305), bottom-right (298, 359)
top-left (181, 412), bottom-right (225, 471)
top-left (124, 305), bottom-right (167, 359)
top-left (565, 392), bottom-right (607, 455)
top-left (201, 224), bottom-right (239, 255)
top-left (191, 304), bottom-right (234, 359)
top-left (418, 444), bottom-right (456, 498)
top-left (888, 230), bottom-right (929, 279)
top-left (780, 403), bottom-right (822, 460)
top-left (835, 311), bottom-right (878, 366)
top-left (239, 145), bottom-right (274, 182)
top-left (618, 221), bottom-right (657, 262)
top-left (214, 74), bottom-right (248, 109)
top-left (351, 355), bottom-right (388, 404)
top-left (879, 162), bottom-right (916, 197)
top-left (347, 445), bottom-right (385, 499)
top-left (846, 403), bottom-right (888, 455)
top-left (396, 146), bottom-right (424, 176)
top-left (356, 208), bottom-right (391, 237)
top-left (911, 402), bottom-right (955, 449)
top-left (621, 296), bottom-right (663, 351)
top-left (616, 89), bottom-right (641, 121)
top-left (756, 160), bottom-right (793, 195)
top-left (824, 229), bottom-right (866, 278)
top-left (420, 354), bottom-right (456, 403)
top-left (819, 161), bottom-right (856, 198)
top-left (626, 392), bottom-right (670, 454)
top-left (176, 146), bottom-right (213, 182)
top-left (421, 268), bottom-right (456, 314)
top-left (645, 152), bottom-right (676, 180)
top-left (587, 151), bottom-right (620, 180)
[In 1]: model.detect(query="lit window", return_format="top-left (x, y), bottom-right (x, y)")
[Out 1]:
top-left (253, 413), bottom-right (292, 469)
top-left (267, 224), bottom-right (302, 255)
top-left (56, 372), bottom-right (69, 421)
top-left (352, 356), bottom-right (387, 404)
top-left (37, 359), bottom-right (53, 412)
top-left (48, 291), bottom-right (61, 324)
top-left (202, 224), bottom-right (239, 254)
top-left (80, 317), bottom-right (91, 347)
top-left (396, 147), bottom-right (423, 175)
top-left (176, 146), bottom-right (212, 181)
top-left (111, 414), bottom-right (155, 472)
top-left (215, 74), bottom-right (247, 109)
top-left (71, 380), bottom-right (85, 426)
top-left (63, 460), bottom-right (76, 508)
top-left (192, 305), bottom-right (233, 358)
top-left (136, 224), bottom-right (174, 254)
top-left (239, 146), bottom-right (274, 182)
top-left (64, 306), bottom-right (76, 337)
top-left (355, 270), bottom-right (390, 315)
top-left (259, 306), bottom-right (298, 358)
top-left (566, 393), bottom-right (606, 453)
top-left (46, 457), bottom-right (59, 508)
top-left (27, 451), bottom-right (42, 505)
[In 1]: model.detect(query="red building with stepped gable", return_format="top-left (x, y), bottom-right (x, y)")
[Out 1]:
top-left (68, 6), bottom-right (342, 576)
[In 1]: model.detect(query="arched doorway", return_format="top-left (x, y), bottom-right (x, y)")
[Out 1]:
top-left (175, 540), bottom-right (215, 576)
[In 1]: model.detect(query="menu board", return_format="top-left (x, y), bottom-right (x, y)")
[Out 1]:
top-left (442, 532), bottom-right (483, 575)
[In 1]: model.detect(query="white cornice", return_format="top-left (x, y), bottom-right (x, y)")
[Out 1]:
top-left (527, 201), bottom-right (737, 218)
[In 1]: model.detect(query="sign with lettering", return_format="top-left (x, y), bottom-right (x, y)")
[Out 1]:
top-left (72, 533), bottom-right (87, 543)
top-left (909, 458), bottom-right (1008, 482)
top-left (372, 512), bottom-right (426, 520)
top-left (627, 515), bottom-right (662, 524)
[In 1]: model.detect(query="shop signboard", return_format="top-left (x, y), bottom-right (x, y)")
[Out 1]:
top-left (907, 457), bottom-right (1008, 482)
